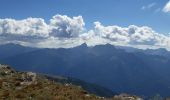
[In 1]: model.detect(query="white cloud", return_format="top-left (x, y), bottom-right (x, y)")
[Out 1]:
top-left (82, 22), bottom-right (170, 50)
top-left (148, 3), bottom-right (156, 9)
top-left (141, 3), bottom-right (156, 10)
top-left (0, 15), bottom-right (85, 43)
top-left (0, 14), bottom-right (170, 50)
top-left (50, 15), bottom-right (85, 38)
top-left (0, 18), bottom-right (49, 38)
top-left (163, 0), bottom-right (170, 13)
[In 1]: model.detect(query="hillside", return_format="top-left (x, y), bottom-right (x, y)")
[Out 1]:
top-left (44, 75), bottom-right (115, 97)
top-left (0, 64), bottom-right (143, 100)
top-left (0, 64), bottom-right (103, 100)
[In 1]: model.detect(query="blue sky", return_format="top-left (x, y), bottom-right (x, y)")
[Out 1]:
top-left (0, 0), bottom-right (169, 34)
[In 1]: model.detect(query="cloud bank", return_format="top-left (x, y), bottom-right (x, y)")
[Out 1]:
top-left (163, 0), bottom-right (170, 13)
top-left (0, 14), bottom-right (170, 50)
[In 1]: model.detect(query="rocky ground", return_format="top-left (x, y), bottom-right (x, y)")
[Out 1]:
top-left (0, 64), bottom-right (143, 100)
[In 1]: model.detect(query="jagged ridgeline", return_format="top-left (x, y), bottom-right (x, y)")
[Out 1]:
top-left (0, 64), bottom-right (142, 100)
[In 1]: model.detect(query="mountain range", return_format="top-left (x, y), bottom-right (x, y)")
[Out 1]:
top-left (0, 43), bottom-right (170, 98)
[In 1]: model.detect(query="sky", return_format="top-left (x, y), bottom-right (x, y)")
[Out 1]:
top-left (0, 0), bottom-right (169, 33)
top-left (0, 0), bottom-right (170, 50)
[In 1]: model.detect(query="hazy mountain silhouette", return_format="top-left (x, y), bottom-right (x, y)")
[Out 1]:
top-left (0, 43), bottom-right (38, 59)
top-left (1, 43), bottom-right (170, 97)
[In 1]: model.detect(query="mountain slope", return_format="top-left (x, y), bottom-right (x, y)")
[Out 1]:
top-left (0, 64), bottom-right (142, 100)
top-left (45, 75), bottom-right (115, 97)
top-left (0, 64), bottom-right (102, 99)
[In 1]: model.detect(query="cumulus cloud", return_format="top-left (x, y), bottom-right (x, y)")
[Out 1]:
top-left (0, 14), bottom-right (170, 50)
top-left (163, 0), bottom-right (170, 13)
top-left (50, 15), bottom-right (85, 38)
top-left (82, 22), bottom-right (170, 50)
top-left (0, 15), bottom-right (85, 45)
top-left (0, 18), bottom-right (49, 38)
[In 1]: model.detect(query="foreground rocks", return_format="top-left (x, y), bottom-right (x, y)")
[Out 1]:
top-left (0, 64), bottom-right (143, 100)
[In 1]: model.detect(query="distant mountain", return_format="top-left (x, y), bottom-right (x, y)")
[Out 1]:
top-left (115, 46), bottom-right (142, 53)
top-left (1, 43), bottom-right (170, 97)
top-left (0, 43), bottom-right (38, 59)
top-left (144, 48), bottom-right (170, 59)
top-left (117, 46), bottom-right (170, 59)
